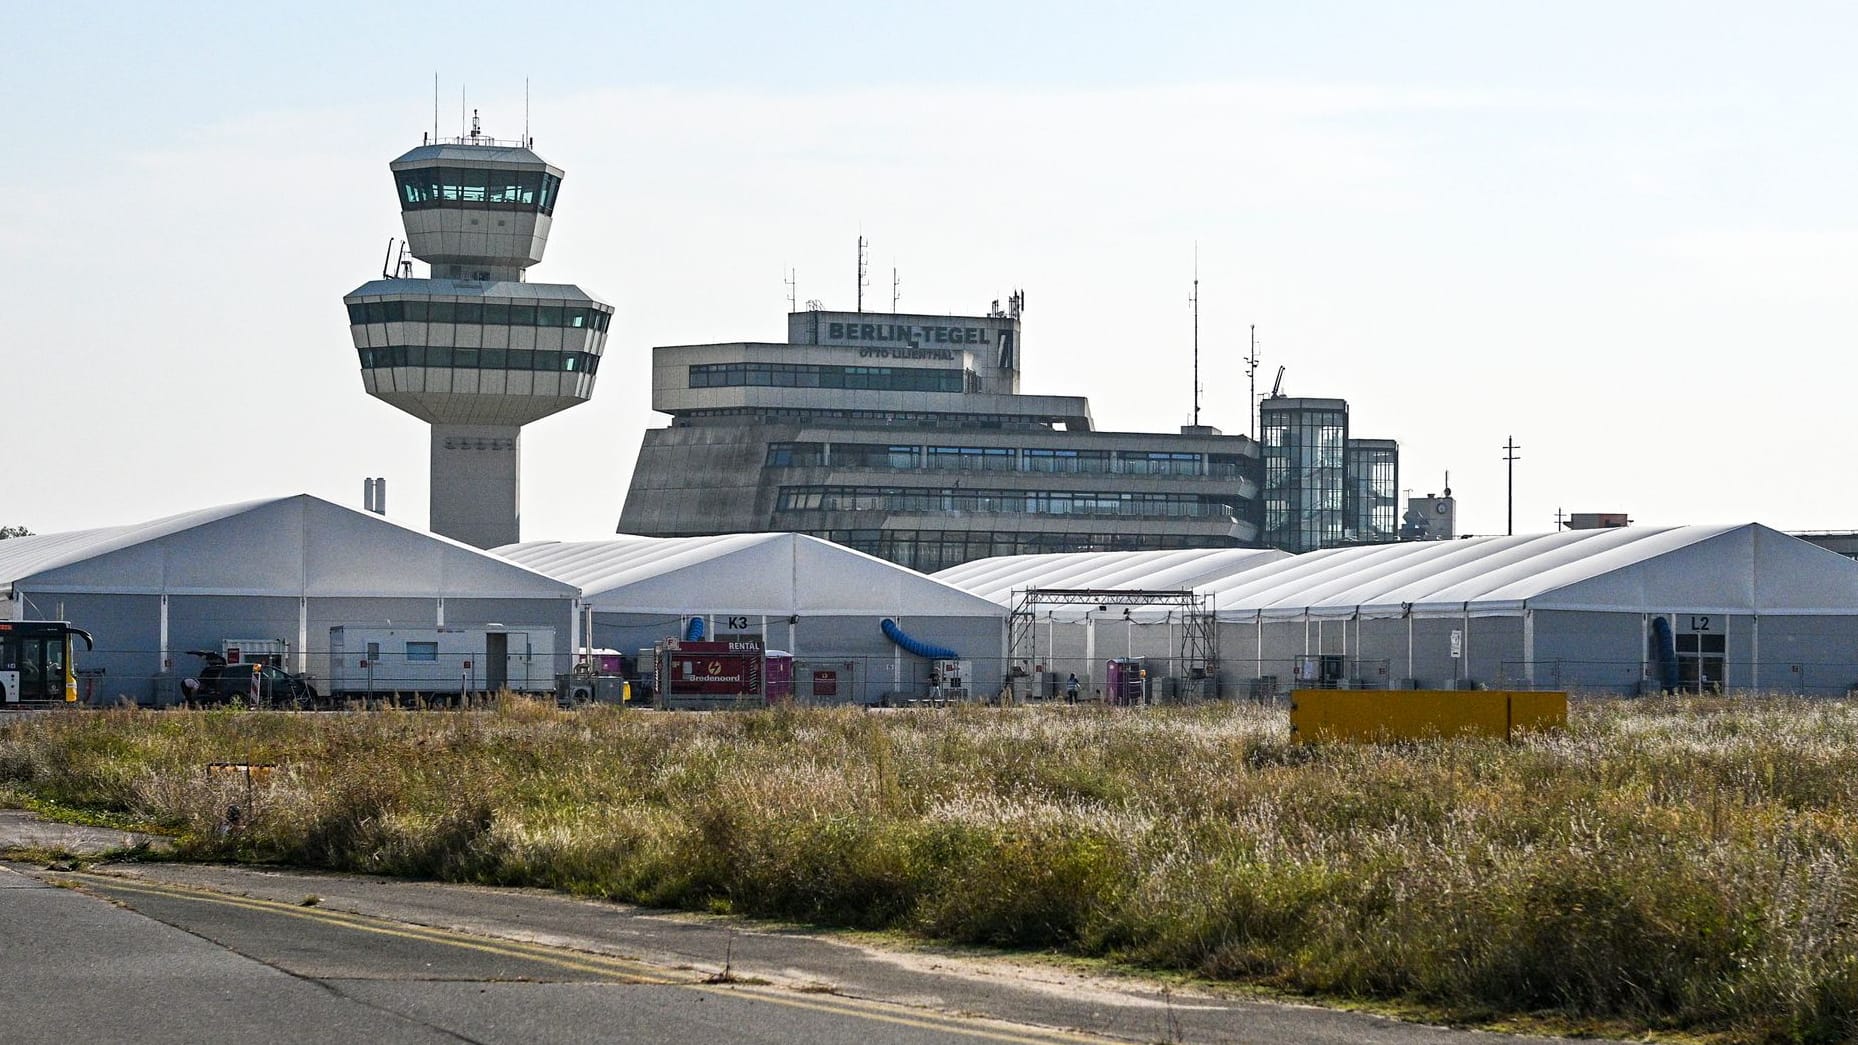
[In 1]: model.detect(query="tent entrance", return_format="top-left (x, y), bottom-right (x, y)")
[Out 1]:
top-left (486, 633), bottom-right (509, 692)
top-left (1674, 623), bottom-right (1726, 693)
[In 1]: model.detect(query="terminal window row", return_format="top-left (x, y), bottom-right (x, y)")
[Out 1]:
top-left (348, 300), bottom-right (611, 330)
top-left (395, 167), bottom-right (562, 215)
top-left (808, 528), bottom-right (1233, 572)
top-left (767, 441), bottom-right (1245, 478)
top-left (775, 485), bottom-right (1234, 518)
top-left (688, 363), bottom-right (971, 394)
top-left (357, 345), bottom-right (601, 374)
top-left (677, 408), bottom-right (1061, 431)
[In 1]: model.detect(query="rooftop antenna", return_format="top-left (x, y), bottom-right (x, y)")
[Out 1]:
top-left (381, 238), bottom-right (409, 279)
top-left (524, 77), bottom-right (530, 147)
top-left (460, 84), bottom-right (466, 139)
top-left (856, 234), bottom-right (869, 312)
top-left (1189, 244), bottom-right (1201, 427)
top-left (470, 108), bottom-right (481, 141)
top-left (892, 264), bottom-right (900, 313)
top-left (1245, 324), bottom-right (1260, 441)
top-left (433, 72), bottom-right (439, 143)
top-left (854, 236), bottom-right (869, 312)
top-left (784, 266), bottom-right (797, 312)
top-left (1269, 364), bottom-right (1285, 398)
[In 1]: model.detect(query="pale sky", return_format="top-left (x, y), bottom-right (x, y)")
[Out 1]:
top-left (6, 2), bottom-right (1854, 541)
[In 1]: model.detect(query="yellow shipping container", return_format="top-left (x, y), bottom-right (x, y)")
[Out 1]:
top-left (1289, 689), bottom-right (1567, 744)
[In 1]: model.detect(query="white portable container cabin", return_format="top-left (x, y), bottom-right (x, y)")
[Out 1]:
top-left (327, 623), bottom-right (557, 696)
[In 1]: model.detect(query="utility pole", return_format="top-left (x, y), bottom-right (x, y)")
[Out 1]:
top-left (1502, 436), bottom-right (1522, 536)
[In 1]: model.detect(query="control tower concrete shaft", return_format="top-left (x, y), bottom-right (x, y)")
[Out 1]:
top-left (342, 124), bottom-right (612, 548)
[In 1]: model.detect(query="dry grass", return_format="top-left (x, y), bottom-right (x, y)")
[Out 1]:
top-left (4, 695), bottom-right (1857, 1042)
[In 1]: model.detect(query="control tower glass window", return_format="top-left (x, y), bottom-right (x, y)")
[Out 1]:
top-left (395, 168), bottom-right (561, 215)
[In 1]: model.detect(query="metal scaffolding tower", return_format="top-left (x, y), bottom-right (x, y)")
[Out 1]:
top-left (1006, 587), bottom-right (1218, 684)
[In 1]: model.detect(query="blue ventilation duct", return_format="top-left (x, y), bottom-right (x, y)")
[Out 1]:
top-left (1650, 615), bottom-right (1679, 693)
top-left (880, 618), bottom-right (958, 660)
top-left (684, 616), bottom-right (706, 641)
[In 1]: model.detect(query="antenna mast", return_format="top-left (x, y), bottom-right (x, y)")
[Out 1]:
top-left (892, 265), bottom-right (900, 313)
top-left (524, 77), bottom-right (530, 146)
top-left (856, 235), bottom-right (869, 312)
top-left (1246, 324), bottom-right (1259, 441)
top-left (784, 267), bottom-right (796, 312)
top-left (433, 73), bottom-right (439, 143)
top-left (1190, 244), bottom-right (1201, 427)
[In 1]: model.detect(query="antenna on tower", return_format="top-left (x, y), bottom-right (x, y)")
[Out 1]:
top-left (1245, 324), bottom-right (1260, 441)
top-left (1189, 244), bottom-right (1201, 427)
top-left (524, 77), bottom-right (530, 147)
top-left (784, 267), bottom-right (797, 313)
top-left (381, 238), bottom-right (410, 280)
top-left (856, 235), bottom-right (869, 312)
top-left (470, 108), bottom-right (481, 141)
top-left (892, 265), bottom-right (900, 313)
top-left (460, 84), bottom-right (466, 138)
top-left (433, 73), bottom-right (439, 144)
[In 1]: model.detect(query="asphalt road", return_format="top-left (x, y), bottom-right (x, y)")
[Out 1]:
top-left (0, 816), bottom-right (1599, 1044)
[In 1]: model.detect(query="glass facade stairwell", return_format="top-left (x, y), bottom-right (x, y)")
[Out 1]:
top-left (1260, 398), bottom-right (1347, 553)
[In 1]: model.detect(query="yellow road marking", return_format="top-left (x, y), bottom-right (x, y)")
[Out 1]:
top-left (62, 873), bottom-right (1124, 1045)
top-left (71, 875), bottom-right (678, 983)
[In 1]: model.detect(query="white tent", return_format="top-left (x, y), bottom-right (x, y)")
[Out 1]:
top-left (933, 525), bottom-right (1858, 694)
top-left (1, 495), bottom-right (577, 602)
top-left (1191, 523), bottom-right (1858, 621)
top-left (0, 495), bottom-right (579, 703)
top-left (497, 533), bottom-right (1007, 705)
top-left (497, 532), bottom-right (1003, 617)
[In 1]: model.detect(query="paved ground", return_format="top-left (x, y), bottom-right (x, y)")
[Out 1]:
top-left (0, 812), bottom-right (1603, 1045)
top-left (0, 807), bottom-right (170, 855)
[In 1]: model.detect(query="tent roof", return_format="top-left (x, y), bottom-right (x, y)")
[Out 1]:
top-left (934, 548), bottom-right (1291, 607)
top-left (935, 525), bottom-right (1858, 621)
top-left (495, 533), bottom-right (1005, 617)
top-left (1204, 524), bottom-right (1858, 619)
top-left (0, 495), bottom-right (577, 600)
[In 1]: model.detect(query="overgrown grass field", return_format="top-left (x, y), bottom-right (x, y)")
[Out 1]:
top-left (4, 697), bottom-right (1856, 1043)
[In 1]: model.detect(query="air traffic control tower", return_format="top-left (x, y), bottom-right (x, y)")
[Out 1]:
top-left (342, 120), bottom-right (613, 548)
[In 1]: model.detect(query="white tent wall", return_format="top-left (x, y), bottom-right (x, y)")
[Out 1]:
top-left (28, 591), bottom-right (576, 705)
top-left (1742, 615), bottom-right (1858, 695)
top-left (17, 592), bottom-right (160, 706)
top-left (1350, 617), bottom-right (1408, 689)
top-left (1524, 610), bottom-right (1644, 693)
top-left (992, 614), bottom-right (1214, 700)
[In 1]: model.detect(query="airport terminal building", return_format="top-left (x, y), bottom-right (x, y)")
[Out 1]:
top-left (618, 301), bottom-right (1266, 571)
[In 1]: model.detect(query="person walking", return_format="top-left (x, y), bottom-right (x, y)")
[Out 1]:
top-left (1065, 672), bottom-right (1080, 704)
